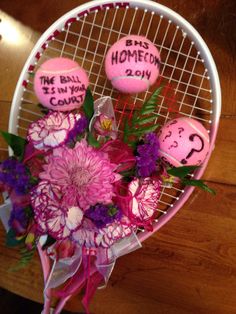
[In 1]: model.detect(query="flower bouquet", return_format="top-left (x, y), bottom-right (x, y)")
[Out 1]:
top-left (0, 82), bottom-right (215, 313)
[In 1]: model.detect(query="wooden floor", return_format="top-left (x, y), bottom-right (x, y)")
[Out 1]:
top-left (0, 1), bottom-right (236, 313)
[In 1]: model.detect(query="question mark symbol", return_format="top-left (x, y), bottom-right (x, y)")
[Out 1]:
top-left (167, 120), bottom-right (177, 128)
top-left (178, 127), bottom-right (184, 137)
top-left (168, 141), bottom-right (178, 150)
top-left (163, 130), bottom-right (172, 142)
top-left (181, 134), bottom-right (204, 164)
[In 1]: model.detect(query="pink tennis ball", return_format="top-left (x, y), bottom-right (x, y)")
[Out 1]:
top-left (105, 35), bottom-right (160, 94)
top-left (34, 57), bottom-right (89, 111)
top-left (158, 117), bottom-right (210, 167)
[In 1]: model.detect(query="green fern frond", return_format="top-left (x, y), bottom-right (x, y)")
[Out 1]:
top-left (123, 87), bottom-right (162, 143)
top-left (9, 244), bottom-right (36, 272)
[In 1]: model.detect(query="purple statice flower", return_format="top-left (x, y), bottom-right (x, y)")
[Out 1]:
top-left (8, 204), bottom-right (29, 235)
top-left (0, 158), bottom-right (31, 195)
top-left (85, 204), bottom-right (122, 228)
top-left (136, 132), bottom-right (159, 177)
top-left (66, 116), bottom-right (88, 143)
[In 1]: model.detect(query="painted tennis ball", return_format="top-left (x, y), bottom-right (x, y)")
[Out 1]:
top-left (34, 57), bottom-right (89, 111)
top-left (158, 117), bottom-right (210, 167)
top-left (105, 35), bottom-right (160, 94)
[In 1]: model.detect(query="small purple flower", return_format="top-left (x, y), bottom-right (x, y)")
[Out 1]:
top-left (66, 115), bottom-right (88, 143)
top-left (8, 204), bottom-right (29, 234)
top-left (0, 158), bottom-right (31, 195)
top-left (85, 204), bottom-right (122, 228)
top-left (136, 132), bottom-right (159, 177)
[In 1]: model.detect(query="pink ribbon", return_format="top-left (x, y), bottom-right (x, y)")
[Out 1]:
top-left (45, 245), bottom-right (83, 290)
top-left (52, 232), bottom-right (141, 313)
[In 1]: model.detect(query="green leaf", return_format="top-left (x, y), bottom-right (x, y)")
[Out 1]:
top-left (119, 168), bottom-right (136, 177)
top-left (6, 229), bottom-right (25, 247)
top-left (141, 87), bottom-right (162, 115)
top-left (131, 111), bottom-right (139, 126)
top-left (83, 88), bottom-right (94, 121)
top-left (9, 244), bottom-right (36, 272)
top-left (167, 166), bottom-right (199, 178)
top-left (87, 132), bottom-right (100, 148)
top-left (23, 206), bottom-right (34, 220)
top-left (182, 179), bottom-right (216, 195)
top-left (123, 88), bottom-right (162, 142)
top-left (136, 115), bottom-right (157, 125)
top-left (108, 206), bottom-right (118, 217)
top-left (128, 124), bottom-right (159, 136)
top-left (0, 130), bottom-right (27, 160)
top-left (128, 141), bottom-right (138, 150)
top-left (139, 107), bottom-right (156, 115)
top-left (29, 176), bottom-right (39, 186)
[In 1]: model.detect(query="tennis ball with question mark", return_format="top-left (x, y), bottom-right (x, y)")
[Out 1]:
top-left (158, 117), bottom-right (210, 167)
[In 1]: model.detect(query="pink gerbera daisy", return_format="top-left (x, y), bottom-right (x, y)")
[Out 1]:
top-left (39, 140), bottom-right (120, 210)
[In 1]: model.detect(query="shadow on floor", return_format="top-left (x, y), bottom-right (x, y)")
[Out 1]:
top-left (0, 288), bottom-right (84, 314)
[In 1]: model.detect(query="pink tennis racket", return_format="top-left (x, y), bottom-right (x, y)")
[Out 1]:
top-left (3, 0), bottom-right (221, 313)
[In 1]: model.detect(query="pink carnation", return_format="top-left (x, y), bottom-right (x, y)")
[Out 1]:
top-left (128, 178), bottom-right (161, 222)
top-left (39, 140), bottom-right (120, 210)
top-left (27, 111), bottom-right (81, 150)
top-left (72, 216), bottom-right (136, 248)
top-left (31, 181), bottom-right (83, 239)
top-left (72, 218), bottom-right (100, 248)
top-left (97, 216), bottom-right (136, 248)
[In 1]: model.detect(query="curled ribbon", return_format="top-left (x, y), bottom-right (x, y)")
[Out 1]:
top-left (96, 231), bottom-right (142, 286)
top-left (46, 232), bottom-right (141, 313)
top-left (45, 245), bottom-right (82, 290)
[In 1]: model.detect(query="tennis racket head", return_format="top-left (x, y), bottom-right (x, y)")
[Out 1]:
top-left (9, 0), bottom-right (221, 242)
